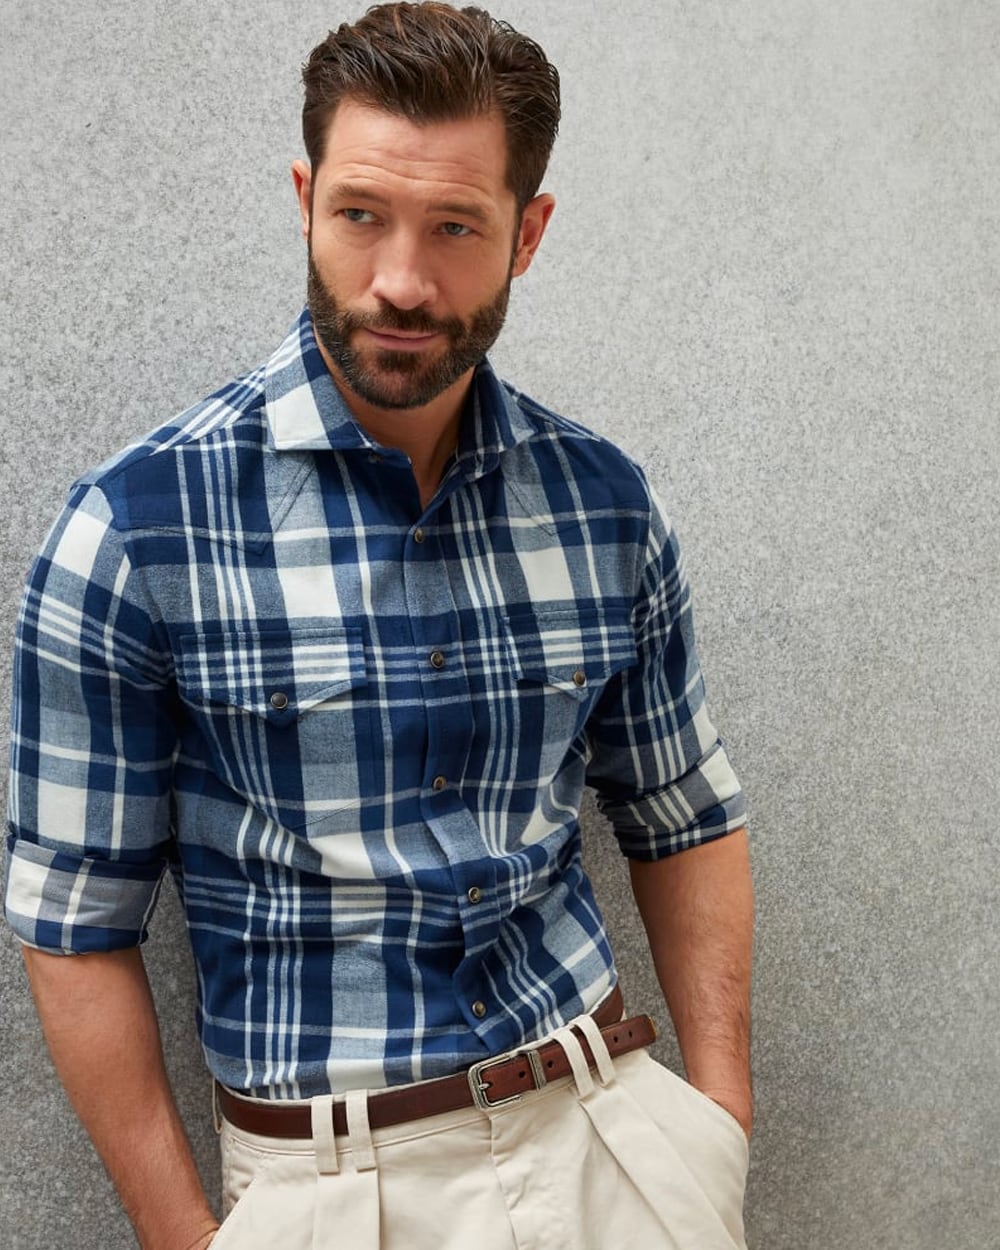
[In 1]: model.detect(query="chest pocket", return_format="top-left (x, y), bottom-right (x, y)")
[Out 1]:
top-left (176, 626), bottom-right (371, 832)
top-left (502, 609), bottom-right (638, 766)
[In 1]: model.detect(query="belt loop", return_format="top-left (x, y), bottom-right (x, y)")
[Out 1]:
top-left (573, 1014), bottom-right (617, 1087)
top-left (345, 1089), bottom-right (377, 1172)
top-left (212, 1080), bottom-right (223, 1135)
top-left (550, 1026), bottom-right (595, 1100)
top-left (311, 1094), bottom-right (339, 1174)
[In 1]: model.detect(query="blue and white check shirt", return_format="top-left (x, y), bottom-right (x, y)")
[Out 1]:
top-left (5, 310), bottom-right (745, 1097)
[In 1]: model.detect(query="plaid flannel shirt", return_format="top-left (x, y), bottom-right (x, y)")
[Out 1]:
top-left (5, 310), bottom-right (745, 1097)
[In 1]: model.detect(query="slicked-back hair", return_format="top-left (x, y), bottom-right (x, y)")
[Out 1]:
top-left (302, 3), bottom-right (560, 211)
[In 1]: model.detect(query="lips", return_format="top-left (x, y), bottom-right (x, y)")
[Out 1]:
top-left (363, 328), bottom-right (441, 351)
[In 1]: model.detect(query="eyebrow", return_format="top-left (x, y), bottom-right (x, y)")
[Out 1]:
top-left (327, 182), bottom-right (492, 225)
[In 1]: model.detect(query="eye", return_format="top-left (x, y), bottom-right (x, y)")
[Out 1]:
top-left (342, 208), bottom-right (377, 224)
top-left (439, 221), bottom-right (473, 237)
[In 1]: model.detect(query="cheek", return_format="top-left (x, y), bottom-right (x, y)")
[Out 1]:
top-left (451, 250), bottom-right (511, 302)
top-left (312, 235), bottom-right (368, 291)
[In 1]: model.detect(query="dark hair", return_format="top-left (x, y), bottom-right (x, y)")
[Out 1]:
top-left (302, 3), bottom-right (560, 210)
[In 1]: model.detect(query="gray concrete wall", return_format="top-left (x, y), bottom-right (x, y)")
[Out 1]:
top-left (2, 2), bottom-right (998, 1246)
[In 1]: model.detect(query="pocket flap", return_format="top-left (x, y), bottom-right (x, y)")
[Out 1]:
top-left (177, 626), bottom-right (366, 723)
top-left (504, 610), bottom-right (637, 696)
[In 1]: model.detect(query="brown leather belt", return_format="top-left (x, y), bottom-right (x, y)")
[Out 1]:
top-left (217, 986), bottom-right (656, 1140)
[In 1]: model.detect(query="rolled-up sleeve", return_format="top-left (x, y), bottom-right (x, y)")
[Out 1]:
top-left (586, 484), bottom-right (746, 858)
top-left (5, 481), bottom-right (176, 952)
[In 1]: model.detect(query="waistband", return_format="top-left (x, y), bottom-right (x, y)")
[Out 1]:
top-left (217, 986), bottom-right (657, 1139)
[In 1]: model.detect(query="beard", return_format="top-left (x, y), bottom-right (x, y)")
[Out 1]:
top-left (306, 254), bottom-right (511, 411)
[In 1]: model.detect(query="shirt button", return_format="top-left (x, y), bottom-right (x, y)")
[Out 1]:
top-left (429, 650), bottom-right (445, 669)
top-left (269, 691), bottom-right (289, 710)
top-left (472, 1000), bottom-right (487, 1019)
top-left (432, 775), bottom-right (447, 792)
top-left (572, 669), bottom-right (586, 687)
top-left (467, 886), bottom-right (483, 904)
top-left (414, 528), bottom-right (426, 543)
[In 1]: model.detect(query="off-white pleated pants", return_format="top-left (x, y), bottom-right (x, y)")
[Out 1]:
top-left (211, 1017), bottom-right (749, 1250)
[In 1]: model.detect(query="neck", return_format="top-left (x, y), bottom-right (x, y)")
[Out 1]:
top-left (359, 395), bottom-right (464, 511)
top-left (318, 342), bottom-right (473, 510)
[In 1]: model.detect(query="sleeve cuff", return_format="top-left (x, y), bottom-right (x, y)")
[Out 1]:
top-left (4, 836), bottom-right (165, 953)
top-left (595, 740), bottom-right (747, 859)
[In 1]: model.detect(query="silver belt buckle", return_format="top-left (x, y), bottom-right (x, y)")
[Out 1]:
top-left (468, 1045), bottom-right (547, 1111)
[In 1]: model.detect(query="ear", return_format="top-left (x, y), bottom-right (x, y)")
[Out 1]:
top-left (291, 159), bottom-right (313, 240)
top-left (512, 193), bottom-right (556, 278)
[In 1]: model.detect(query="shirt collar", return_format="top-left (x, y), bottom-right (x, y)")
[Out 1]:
top-left (264, 308), bottom-right (536, 461)
top-left (264, 310), bottom-right (374, 452)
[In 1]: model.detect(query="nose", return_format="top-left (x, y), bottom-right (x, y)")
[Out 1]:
top-left (369, 229), bottom-right (437, 311)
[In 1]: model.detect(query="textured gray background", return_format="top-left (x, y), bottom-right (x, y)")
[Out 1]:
top-left (2, 1), bottom-right (999, 1247)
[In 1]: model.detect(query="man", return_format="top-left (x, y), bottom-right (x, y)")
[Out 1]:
top-left (5, 4), bottom-right (752, 1248)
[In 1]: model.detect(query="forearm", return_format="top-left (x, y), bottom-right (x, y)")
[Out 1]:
top-left (23, 946), bottom-right (219, 1250)
top-left (629, 828), bottom-right (754, 1136)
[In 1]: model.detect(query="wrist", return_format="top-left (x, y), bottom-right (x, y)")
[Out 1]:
top-left (178, 1223), bottom-right (220, 1250)
top-left (693, 1082), bottom-right (753, 1140)
top-left (681, 1044), bottom-right (751, 1133)
top-left (140, 1214), bottom-right (219, 1250)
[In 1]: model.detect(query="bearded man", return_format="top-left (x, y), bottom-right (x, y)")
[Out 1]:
top-left (6, 5), bottom-right (753, 1248)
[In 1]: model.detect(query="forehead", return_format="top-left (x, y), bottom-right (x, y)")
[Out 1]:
top-left (316, 100), bottom-right (513, 215)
